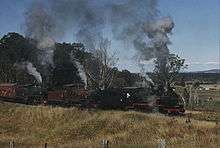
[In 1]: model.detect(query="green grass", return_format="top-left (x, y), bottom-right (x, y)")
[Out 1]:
top-left (0, 101), bottom-right (219, 147)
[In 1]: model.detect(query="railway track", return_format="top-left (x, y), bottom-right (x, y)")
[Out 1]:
top-left (0, 96), bottom-right (28, 104)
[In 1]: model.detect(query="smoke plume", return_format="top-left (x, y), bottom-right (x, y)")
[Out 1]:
top-left (24, 0), bottom-right (174, 79)
top-left (47, 0), bottom-right (105, 50)
top-left (43, 0), bottom-right (173, 59)
top-left (14, 62), bottom-right (42, 84)
top-left (24, 1), bottom-right (59, 68)
top-left (110, 0), bottom-right (174, 61)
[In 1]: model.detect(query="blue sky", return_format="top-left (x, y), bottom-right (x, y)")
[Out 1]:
top-left (0, 0), bottom-right (219, 72)
top-left (159, 0), bottom-right (220, 72)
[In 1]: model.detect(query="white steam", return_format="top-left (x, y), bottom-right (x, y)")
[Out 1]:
top-left (14, 62), bottom-right (42, 84)
top-left (70, 52), bottom-right (87, 88)
top-left (25, 2), bottom-right (56, 85)
top-left (37, 37), bottom-right (55, 67)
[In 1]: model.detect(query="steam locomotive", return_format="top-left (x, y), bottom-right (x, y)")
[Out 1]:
top-left (0, 83), bottom-right (185, 114)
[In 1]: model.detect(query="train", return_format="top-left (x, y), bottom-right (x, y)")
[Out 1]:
top-left (0, 83), bottom-right (185, 114)
top-left (47, 84), bottom-right (89, 107)
top-left (0, 83), bottom-right (46, 104)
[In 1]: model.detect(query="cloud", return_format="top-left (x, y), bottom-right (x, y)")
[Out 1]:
top-left (186, 61), bottom-right (219, 66)
top-left (205, 61), bottom-right (219, 65)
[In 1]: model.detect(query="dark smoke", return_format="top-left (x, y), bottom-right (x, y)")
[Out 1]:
top-left (48, 0), bottom-right (105, 50)
top-left (24, 2), bottom-right (58, 68)
top-left (24, 0), bottom-right (174, 75)
top-left (25, 2), bottom-right (55, 41)
top-left (110, 0), bottom-right (174, 61)
top-left (45, 0), bottom-right (173, 59)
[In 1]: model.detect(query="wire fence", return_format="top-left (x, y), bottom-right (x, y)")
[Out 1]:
top-left (1, 139), bottom-right (218, 148)
top-left (0, 140), bottom-right (160, 148)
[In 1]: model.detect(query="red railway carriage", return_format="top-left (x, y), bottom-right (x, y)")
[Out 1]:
top-left (0, 83), bottom-right (45, 104)
top-left (47, 90), bottom-right (65, 100)
top-left (47, 84), bottom-right (89, 106)
top-left (0, 83), bottom-right (17, 98)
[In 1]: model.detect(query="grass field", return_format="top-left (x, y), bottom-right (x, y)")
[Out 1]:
top-left (175, 85), bottom-right (220, 101)
top-left (0, 101), bottom-right (219, 148)
top-left (175, 85), bottom-right (220, 112)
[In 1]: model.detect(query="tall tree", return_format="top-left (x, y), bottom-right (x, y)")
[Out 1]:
top-left (151, 54), bottom-right (187, 96)
top-left (84, 38), bottom-right (118, 90)
top-left (0, 33), bottom-right (39, 83)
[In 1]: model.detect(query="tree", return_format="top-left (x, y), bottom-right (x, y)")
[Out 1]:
top-left (188, 80), bottom-right (200, 107)
top-left (84, 38), bottom-right (118, 90)
top-left (51, 43), bottom-right (85, 88)
top-left (151, 54), bottom-right (187, 96)
top-left (0, 33), bottom-right (39, 83)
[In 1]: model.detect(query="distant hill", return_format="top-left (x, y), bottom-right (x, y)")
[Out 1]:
top-left (174, 70), bottom-right (220, 84)
top-left (193, 69), bottom-right (220, 74)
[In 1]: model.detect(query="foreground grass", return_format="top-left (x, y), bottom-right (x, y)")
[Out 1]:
top-left (0, 101), bottom-right (219, 148)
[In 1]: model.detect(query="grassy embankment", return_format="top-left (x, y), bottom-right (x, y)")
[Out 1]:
top-left (175, 85), bottom-right (220, 112)
top-left (0, 101), bottom-right (219, 148)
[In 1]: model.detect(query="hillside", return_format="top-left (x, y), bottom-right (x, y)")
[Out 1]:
top-left (0, 101), bottom-right (219, 147)
top-left (193, 69), bottom-right (220, 74)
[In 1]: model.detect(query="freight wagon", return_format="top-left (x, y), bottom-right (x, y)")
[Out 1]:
top-left (47, 84), bottom-right (89, 106)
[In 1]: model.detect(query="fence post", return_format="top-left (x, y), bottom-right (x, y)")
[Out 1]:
top-left (101, 139), bottom-right (109, 148)
top-left (9, 141), bottom-right (14, 148)
top-left (157, 139), bottom-right (166, 148)
top-left (44, 143), bottom-right (47, 148)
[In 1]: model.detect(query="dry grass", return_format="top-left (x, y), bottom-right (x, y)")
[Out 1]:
top-left (0, 101), bottom-right (219, 148)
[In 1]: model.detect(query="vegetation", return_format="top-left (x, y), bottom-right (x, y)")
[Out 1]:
top-left (0, 32), bottom-right (143, 89)
top-left (84, 38), bottom-right (118, 90)
top-left (150, 54), bottom-right (187, 96)
top-left (177, 73), bottom-right (220, 84)
top-left (0, 101), bottom-right (219, 147)
top-left (0, 33), bottom-right (38, 83)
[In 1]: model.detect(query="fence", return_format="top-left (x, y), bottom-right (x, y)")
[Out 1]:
top-left (1, 140), bottom-right (164, 148)
top-left (1, 139), bottom-right (218, 148)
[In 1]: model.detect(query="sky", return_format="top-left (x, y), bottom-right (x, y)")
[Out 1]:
top-left (0, 0), bottom-right (219, 72)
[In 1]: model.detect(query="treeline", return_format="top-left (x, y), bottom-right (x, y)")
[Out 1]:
top-left (147, 72), bottom-right (220, 85)
top-left (0, 32), bottom-right (142, 89)
top-left (177, 73), bottom-right (220, 84)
